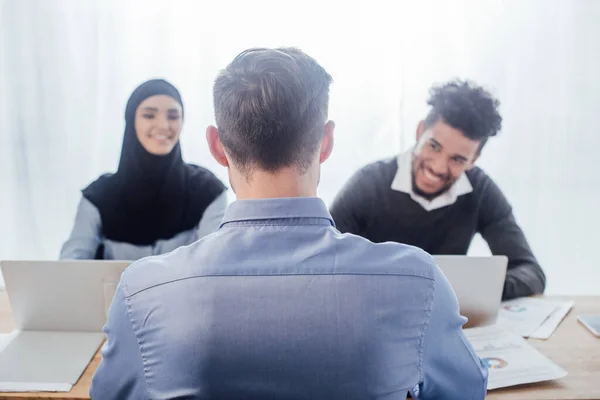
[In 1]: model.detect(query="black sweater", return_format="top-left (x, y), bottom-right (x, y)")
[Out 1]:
top-left (329, 157), bottom-right (546, 300)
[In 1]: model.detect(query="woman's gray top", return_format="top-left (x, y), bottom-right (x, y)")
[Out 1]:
top-left (60, 192), bottom-right (228, 260)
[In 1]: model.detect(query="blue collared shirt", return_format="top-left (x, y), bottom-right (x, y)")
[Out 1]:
top-left (91, 197), bottom-right (488, 400)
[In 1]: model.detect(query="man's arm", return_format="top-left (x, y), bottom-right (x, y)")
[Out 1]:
top-left (418, 264), bottom-right (488, 400)
top-left (477, 176), bottom-right (546, 300)
top-left (90, 282), bottom-right (147, 399)
top-left (329, 168), bottom-right (374, 235)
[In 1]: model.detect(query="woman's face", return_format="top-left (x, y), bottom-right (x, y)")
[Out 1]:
top-left (134, 95), bottom-right (183, 155)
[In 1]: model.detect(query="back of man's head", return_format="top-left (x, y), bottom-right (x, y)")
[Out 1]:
top-left (212, 47), bottom-right (333, 176)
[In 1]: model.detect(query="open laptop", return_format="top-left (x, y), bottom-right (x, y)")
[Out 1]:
top-left (0, 260), bottom-right (131, 392)
top-left (434, 255), bottom-right (507, 328)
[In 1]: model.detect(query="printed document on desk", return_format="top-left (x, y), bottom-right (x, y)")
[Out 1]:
top-left (0, 330), bottom-right (103, 392)
top-left (497, 297), bottom-right (559, 337)
top-left (529, 300), bottom-right (574, 339)
top-left (464, 325), bottom-right (567, 390)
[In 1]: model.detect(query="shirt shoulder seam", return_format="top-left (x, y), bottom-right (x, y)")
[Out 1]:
top-left (123, 286), bottom-right (152, 396)
top-left (417, 274), bottom-right (436, 383)
top-left (124, 270), bottom-right (436, 298)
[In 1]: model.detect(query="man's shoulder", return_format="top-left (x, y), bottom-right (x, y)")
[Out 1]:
top-left (118, 253), bottom-right (179, 299)
top-left (339, 157), bottom-right (398, 196)
top-left (357, 156), bottom-right (398, 179)
top-left (465, 166), bottom-right (506, 201)
top-left (118, 233), bottom-right (222, 297)
top-left (466, 166), bottom-right (495, 188)
top-left (332, 231), bottom-right (438, 281)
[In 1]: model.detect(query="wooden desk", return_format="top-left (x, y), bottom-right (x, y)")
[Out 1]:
top-left (0, 293), bottom-right (598, 399)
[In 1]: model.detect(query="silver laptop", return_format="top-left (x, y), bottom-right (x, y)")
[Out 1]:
top-left (434, 255), bottom-right (507, 328)
top-left (0, 260), bottom-right (131, 392)
top-left (1, 260), bottom-right (131, 332)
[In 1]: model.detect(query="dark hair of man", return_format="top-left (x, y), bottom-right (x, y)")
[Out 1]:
top-left (213, 47), bottom-right (333, 175)
top-left (424, 79), bottom-right (502, 151)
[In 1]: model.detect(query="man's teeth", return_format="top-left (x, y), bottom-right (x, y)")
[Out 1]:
top-left (424, 169), bottom-right (442, 182)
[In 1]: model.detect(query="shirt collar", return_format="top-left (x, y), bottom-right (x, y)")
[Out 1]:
top-left (220, 197), bottom-right (334, 228)
top-left (390, 150), bottom-right (473, 211)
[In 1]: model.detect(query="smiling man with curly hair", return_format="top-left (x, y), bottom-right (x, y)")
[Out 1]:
top-left (331, 80), bottom-right (546, 300)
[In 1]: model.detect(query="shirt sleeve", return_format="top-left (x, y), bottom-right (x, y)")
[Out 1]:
top-left (196, 191), bottom-right (229, 239)
top-left (329, 168), bottom-right (373, 235)
top-left (59, 196), bottom-right (103, 260)
top-left (417, 265), bottom-right (488, 400)
top-left (90, 281), bottom-right (148, 399)
top-left (477, 176), bottom-right (546, 300)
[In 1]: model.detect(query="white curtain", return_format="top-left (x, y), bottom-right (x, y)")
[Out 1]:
top-left (1, 0), bottom-right (598, 294)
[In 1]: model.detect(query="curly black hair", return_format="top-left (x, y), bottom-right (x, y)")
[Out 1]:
top-left (424, 80), bottom-right (502, 150)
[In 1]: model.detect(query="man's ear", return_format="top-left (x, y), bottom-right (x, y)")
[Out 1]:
top-left (206, 125), bottom-right (229, 167)
top-left (319, 120), bottom-right (335, 164)
top-left (416, 121), bottom-right (425, 142)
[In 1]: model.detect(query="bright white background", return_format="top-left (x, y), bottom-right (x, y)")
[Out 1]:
top-left (1, 0), bottom-right (598, 294)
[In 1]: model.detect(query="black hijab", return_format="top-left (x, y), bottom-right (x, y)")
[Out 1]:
top-left (82, 79), bottom-right (226, 245)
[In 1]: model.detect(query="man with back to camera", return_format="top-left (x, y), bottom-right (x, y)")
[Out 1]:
top-left (330, 80), bottom-right (546, 300)
top-left (90, 49), bottom-right (487, 399)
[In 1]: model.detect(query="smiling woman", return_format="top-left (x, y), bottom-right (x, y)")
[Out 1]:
top-left (59, 79), bottom-right (228, 260)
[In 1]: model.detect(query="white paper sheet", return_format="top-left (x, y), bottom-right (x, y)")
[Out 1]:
top-left (529, 300), bottom-right (574, 339)
top-left (497, 298), bottom-right (559, 337)
top-left (464, 325), bottom-right (567, 390)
